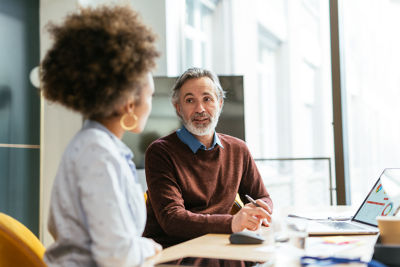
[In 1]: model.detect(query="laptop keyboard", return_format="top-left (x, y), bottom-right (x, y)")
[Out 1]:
top-left (318, 221), bottom-right (367, 230)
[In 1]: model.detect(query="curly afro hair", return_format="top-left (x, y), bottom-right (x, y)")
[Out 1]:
top-left (41, 5), bottom-right (160, 118)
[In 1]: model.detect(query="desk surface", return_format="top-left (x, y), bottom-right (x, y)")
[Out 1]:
top-left (144, 206), bottom-right (379, 267)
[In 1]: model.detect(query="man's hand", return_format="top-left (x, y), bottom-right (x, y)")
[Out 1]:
top-left (249, 199), bottom-right (272, 227)
top-left (231, 200), bottom-right (272, 232)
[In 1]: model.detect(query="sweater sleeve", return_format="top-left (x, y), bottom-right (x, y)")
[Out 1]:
top-left (237, 146), bottom-right (273, 212)
top-left (145, 142), bottom-right (233, 240)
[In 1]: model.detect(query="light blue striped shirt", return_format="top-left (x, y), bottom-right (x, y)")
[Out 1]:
top-left (44, 120), bottom-right (155, 267)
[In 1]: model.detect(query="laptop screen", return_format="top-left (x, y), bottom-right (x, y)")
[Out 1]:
top-left (352, 174), bottom-right (396, 226)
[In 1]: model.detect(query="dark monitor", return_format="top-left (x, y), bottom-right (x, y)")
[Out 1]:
top-left (122, 75), bottom-right (245, 169)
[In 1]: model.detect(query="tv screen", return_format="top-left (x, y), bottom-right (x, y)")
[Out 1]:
top-left (122, 75), bottom-right (245, 169)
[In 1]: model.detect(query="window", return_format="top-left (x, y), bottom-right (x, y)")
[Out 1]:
top-left (256, 27), bottom-right (280, 157)
top-left (340, 0), bottom-right (400, 205)
top-left (167, 0), bottom-right (334, 207)
top-left (183, 0), bottom-right (215, 70)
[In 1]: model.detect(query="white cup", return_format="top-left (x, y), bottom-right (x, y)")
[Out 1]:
top-left (377, 216), bottom-right (400, 245)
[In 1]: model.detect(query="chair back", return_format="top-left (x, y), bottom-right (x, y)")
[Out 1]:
top-left (230, 194), bottom-right (244, 215)
top-left (0, 212), bottom-right (47, 267)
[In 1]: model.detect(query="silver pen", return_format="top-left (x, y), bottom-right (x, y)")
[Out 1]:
top-left (245, 194), bottom-right (260, 207)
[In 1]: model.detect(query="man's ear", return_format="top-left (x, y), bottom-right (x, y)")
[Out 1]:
top-left (175, 103), bottom-right (181, 115)
top-left (174, 103), bottom-right (183, 119)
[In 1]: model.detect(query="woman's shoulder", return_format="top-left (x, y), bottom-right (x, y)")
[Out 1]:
top-left (64, 127), bottom-right (118, 162)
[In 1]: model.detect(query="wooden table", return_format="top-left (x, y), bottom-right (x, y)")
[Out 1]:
top-left (144, 206), bottom-right (379, 266)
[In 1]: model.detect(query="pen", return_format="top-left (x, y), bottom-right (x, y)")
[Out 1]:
top-left (245, 194), bottom-right (260, 207)
top-left (245, 194), bottom-right (270, 226)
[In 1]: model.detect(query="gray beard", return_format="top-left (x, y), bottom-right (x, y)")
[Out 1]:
top-left (180, 111), bottom-right (221, 136)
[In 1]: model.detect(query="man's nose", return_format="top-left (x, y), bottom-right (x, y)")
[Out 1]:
top-left (194, 101), bottom-right (205, 113)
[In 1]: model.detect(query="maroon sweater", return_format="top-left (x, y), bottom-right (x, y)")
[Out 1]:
top-left (143, 132), bottom-right (273, 247)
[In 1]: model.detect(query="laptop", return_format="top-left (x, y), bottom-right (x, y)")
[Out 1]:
top-left (304, 168), bottom-right (399, 236)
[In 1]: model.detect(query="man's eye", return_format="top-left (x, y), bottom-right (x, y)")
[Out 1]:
top-left (185, 98), bottom-right (193, 103)
top-left (204, 97), bottom-right (212, 102)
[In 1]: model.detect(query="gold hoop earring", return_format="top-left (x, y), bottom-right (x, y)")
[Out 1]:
top-left (120, 113), bottom-right (138, 131)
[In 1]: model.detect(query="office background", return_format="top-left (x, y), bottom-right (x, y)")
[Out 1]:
top-left (1, 0), bottom-right (399, 247)
top-left (0, 0), bottom-right (40, 235)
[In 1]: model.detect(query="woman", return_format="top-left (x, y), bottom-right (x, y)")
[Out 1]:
top-left (41, 5), bottom-right (161, 266)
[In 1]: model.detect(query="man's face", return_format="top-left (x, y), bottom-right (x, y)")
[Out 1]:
top-left (175, 77), bottom-right (223, 136)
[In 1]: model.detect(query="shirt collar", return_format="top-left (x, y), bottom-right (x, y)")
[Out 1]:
top-left (176, 126), bottom-right (224, 154)
top-left (83, 120), bottom-right (134, 160)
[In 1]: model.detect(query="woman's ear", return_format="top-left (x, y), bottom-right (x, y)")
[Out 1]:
top-left (123, 96), bottom-right (136, 114)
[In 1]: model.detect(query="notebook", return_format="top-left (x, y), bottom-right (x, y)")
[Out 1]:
top-left (304, 169), bottom-right (399, 236)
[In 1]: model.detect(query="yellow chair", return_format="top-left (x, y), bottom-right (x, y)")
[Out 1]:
top-left (230, 194), bottom-right (244, 215)
top-left (0, 212), bottom-right (47, 267)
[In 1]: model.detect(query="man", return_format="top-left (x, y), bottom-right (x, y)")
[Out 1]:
top-left (144, 68), bottom-right (273, 247)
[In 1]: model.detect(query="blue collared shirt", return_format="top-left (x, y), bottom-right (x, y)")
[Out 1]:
top-left (176, 126), bottom-right (224, 153)
top-left (44, 120), bottom-right (155, 266)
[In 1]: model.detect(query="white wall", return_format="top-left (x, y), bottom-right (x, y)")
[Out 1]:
top-left (130, 0), bottom-right (168, 75)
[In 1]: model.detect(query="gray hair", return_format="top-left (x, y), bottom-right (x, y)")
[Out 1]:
top-left (171, 67), bottom-right (226, 106)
